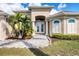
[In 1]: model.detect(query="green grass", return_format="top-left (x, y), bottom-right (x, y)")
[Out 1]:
top-left (0, 48), bottom-right (34, 56)
top-left (0, 40), bottom-right (79, 56)
top-left (41, 40), bottom-right (79, 56)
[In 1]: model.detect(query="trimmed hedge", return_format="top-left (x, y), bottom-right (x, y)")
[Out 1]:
top-left (49, 33), bottom-right (79, 40)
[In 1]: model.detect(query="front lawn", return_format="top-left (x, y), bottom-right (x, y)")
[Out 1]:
top-left (41, 40), bottom-right (79, 56)
top-left (0, 48), bottom-right (34, 56)
top-left (0, 40), bottom-right (79, 56)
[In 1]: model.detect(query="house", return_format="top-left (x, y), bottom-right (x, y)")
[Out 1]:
top-left (0, 6), bottom-right (79, 39)
top-left (48, 11), bottom-right (79, 35)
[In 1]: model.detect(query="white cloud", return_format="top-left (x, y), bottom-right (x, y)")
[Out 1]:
top-left (0, 3), bottom-right (28, 15)
top-left (49, 9), bottom-right (59, 15)
top-left (8, 3), bottom-right (28, 11)
top-left (58, 3), bottom-right (66, 10)
top-left (49, 3), bottom-right (67, 15)
top-left (29, 3), bottom-right (41, 6)
top-left (0, 3), bottom-right (15, 15)
top-left (43, 4), bottom-right (49, 7)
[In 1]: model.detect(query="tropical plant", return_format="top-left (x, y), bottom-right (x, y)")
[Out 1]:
top-left (8, 13), bottom-right (23, 37)
top-left (21, 14), bottom-right (33, 38)
top-left (8, 13), bottom-right (33, 39)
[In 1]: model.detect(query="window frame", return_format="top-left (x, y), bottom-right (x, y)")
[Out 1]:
top-left (52, 19), bottom-right (61, 33)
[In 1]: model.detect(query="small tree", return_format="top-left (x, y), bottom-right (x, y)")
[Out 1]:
top-left (8, 13), bottom-right (33, 39)
top-left (8, 13), bottom-right (23, 37)
top-left (21, 14), bottom-right (33, 38)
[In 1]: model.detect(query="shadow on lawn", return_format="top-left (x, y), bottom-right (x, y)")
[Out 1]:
top-left (22, 40), bottom-right (49, 56)
top-left (29, 48), bottom-right (49, 56)
top-left (0, 39), bottom-right (49, 56)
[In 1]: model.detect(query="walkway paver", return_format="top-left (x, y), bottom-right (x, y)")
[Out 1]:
top-left (0, 35), bottom-right (49, 48)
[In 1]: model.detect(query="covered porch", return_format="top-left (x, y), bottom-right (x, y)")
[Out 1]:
top-left (32, 15), bottom-right (48, 35)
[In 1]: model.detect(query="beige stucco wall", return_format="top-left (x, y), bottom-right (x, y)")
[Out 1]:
top-left (49, 20), bottom-right (52, 35)
top-left (77, 18), bottom-right (79, 34)
top-left (61, 19), bottom-right (64, 34)
top-left (0, 15), bottom-right (14, 39)
top-left (49, 16), bottom-right (79, 35)
top-left (0, 16), bottom-right (8, 39)
top-left (31, 8), bottom-right (51, 35)
top-left (63, 18), bottom-right (67, 34)
top-left (31, 9), bottom-right (50, 21)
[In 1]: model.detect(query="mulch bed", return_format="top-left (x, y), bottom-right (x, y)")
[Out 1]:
top-left (6, 36), bottom-right (32, 40)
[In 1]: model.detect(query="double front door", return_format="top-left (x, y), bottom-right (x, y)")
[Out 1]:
top-left (35, 21), bottom-right (45, 33)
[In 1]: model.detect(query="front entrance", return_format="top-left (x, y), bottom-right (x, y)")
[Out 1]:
top-left (35, 16), bottom-right (45, 34)
top-left (35, 21), bottom-right (45, 33)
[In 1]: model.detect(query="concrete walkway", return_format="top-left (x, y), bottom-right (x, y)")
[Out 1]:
top-left (0, 34), bottom-right (49, 48)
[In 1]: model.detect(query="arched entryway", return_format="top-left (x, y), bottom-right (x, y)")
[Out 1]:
top-left (35, 16), bottom-right (45, 34)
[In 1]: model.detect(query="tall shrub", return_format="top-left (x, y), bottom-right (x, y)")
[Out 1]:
top-left (8, 13), bottom-right (33, 38)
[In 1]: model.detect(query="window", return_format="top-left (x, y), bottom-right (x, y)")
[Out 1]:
top-left (54, 21), bottom-right (59, 24)
top-left (52, 20), bottom-right (61, 33)
top-left (68, 19), bottom-right (75, 23)
top-left (67, 18), bottom-right (76, 34)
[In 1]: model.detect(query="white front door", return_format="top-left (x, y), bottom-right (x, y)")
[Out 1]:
top-left (36, 21), bottom-right (45, 33)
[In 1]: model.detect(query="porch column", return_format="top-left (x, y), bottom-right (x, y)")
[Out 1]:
top-left (32, 21), bottom-right (35, 35)
top-left (77, 18), bottom-right (79, 34)
top-left (49, 20), bottom-right (52, 35)
top-left (63, 18), bottom-right (67, 34)
top-left (46, 21), bottom-right (48, 35)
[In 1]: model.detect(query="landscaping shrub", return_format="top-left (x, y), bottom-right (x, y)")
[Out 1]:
top-left (49, 33), bottom-right (79, 40)
top-left (8, 13), bottom-right (33, 39)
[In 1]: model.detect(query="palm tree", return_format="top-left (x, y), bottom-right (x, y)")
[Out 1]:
top-left (21, 14), bottom-right (33, 38)
top-left (8, 13), bottom-right (23, 37)
top-left (8, 13), bottom-right (33, 39)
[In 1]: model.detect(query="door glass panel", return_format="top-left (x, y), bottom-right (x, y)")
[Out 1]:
top-left (41, 24), bottom-right (44, 32)
top-left (36, 21), bottom-right (44, 33)
top-left (37, 26), bottom-right (39, 32)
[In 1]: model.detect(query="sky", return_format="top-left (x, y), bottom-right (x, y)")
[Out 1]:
top-left (21, 3), bottom-right (79, 15)
top-left (0, 3), bottom-right (79, 15)
top-left (21, 3), bottom-right (79, 11)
